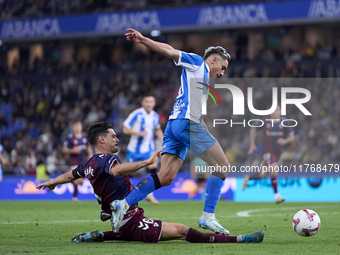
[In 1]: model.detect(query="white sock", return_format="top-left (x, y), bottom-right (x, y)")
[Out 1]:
top-left (201, 211), bottom-right (215, 219)
top-left (275, 193), bottom-right (281, 199)
top-left (236, 235), bottom-right (244, 243)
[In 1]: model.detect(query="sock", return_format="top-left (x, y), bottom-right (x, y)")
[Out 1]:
top-left (103, 231), bottom-right (117, 241)
top-left (271, 177), bottom-right (278, 194)
top-left (202, 212), bottom-right (215, 219)
top-left (203, 175), bottom-right (224, 213)
top-left (125, 174), bottom-right (160, 207)
top-left (186, 228), bottom-right (237, 243)
top-left (249, 172), bottom-right (260, 180)
top-left (275, 193), bottom-right (281, 199)
top-left (73, 183), bottom-right (78, 198)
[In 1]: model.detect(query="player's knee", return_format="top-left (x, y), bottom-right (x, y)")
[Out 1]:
top-left (159, 175), bottom-right (175, 187)
top-left (178, 224), bottom-right (190, 238)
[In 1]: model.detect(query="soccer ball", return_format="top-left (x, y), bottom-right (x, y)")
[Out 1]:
top-left (292, 209), bottom-right (321, 237)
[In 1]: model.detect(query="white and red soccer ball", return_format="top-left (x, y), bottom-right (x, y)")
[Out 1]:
top-left (292, 209), bottom-right (321, 237)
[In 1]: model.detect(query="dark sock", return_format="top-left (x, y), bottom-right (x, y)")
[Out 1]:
top-left (73, 183), bottom-right (78, 198)
top-left (186, 228), bottom-right (237, 243)
top-left (271, 177), bottom-right (278, 193)
top-left (103, 231), bottom-right (117, 241)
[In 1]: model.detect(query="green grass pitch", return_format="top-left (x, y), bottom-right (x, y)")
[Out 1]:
top-left (1, 201), bottom-right (339, 254)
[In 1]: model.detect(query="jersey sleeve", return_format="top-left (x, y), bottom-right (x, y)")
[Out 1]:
top-left (123, 111), bottom-right (139, 128)
top-left (63, 136), bottom-right (72, 149)
top-left (103, 154), bottom-right (120, 176)
top-left (74, 161), bottom-right (86, 178)
top-left (173, 51), bottom-right (204, 72)
top-left (154, 113), bottom-right (160, 129)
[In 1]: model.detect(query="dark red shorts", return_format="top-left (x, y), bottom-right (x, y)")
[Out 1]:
top-left (112, 208), bottom-right (162, 243)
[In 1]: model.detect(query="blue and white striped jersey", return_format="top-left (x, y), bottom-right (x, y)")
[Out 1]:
top-left (169, 51), bottom-right (210, 123)
top-left (123, 107), bottom-right (160, 154)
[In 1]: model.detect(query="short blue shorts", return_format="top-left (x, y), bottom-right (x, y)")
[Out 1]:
top-left (126, 150), bottom-right (154, 163)
top-left (162, 119), bottom-right (216, 160)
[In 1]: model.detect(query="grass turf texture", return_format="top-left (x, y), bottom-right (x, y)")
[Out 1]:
top-left (0, 201), bottom-right (339, 254)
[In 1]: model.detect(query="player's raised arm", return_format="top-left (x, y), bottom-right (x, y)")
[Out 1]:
top-left (125, 28), bottom-right (179, 62)
top-left (110, 145), bottom-right (165, 177)
top-left (36, 170), bottom-right (75, 191)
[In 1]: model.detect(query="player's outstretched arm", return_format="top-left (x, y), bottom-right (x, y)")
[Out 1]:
top-left (36, 170), bottom-right (75, 191)
top-left (110, 145), bottom-right (166, 177)
top-left (125, 28), bottom-right (179, 62)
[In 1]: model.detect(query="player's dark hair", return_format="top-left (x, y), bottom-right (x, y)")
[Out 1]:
top-left (71, 119), bottom-right (82, 124)
top-left (203, 46), bottom-right (231, 62)
top-left (87, 121), bottom-right (114, 146)
top-left (143, 95), bottom-right (155, 99)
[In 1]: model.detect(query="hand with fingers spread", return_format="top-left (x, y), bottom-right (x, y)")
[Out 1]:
top-left (36, 180), bottom-right (57, 192)
top-left (125, 28), bottom-right (145, 43)
top-left (146, 145), bottom-right (166, 165)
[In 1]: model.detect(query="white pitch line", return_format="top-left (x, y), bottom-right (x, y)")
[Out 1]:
top-left (1, 208), bottom-right (337, 225)
top-left (0, 219), bottom-right (101, 225)
top-left (236, 207), bottom-right (303, 217)
top-left (236, 205), bottom-right (324, 217)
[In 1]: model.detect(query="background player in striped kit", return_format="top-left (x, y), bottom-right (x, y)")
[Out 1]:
top-left (62, 120), bottom-right (93, 202)
top-left (244, 105), bottom-right (295, 203)
top-left (123, 95), bottom-right (163, 204)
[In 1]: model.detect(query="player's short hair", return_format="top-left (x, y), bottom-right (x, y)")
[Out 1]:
top-left (87, 121), bottom-right (114, 146)
top-left (203, 46), bottom-right (231, 62)
top-left (71, 119), bottom-right (82, 125)
top-left (143, 95), bottom-right (155, 99)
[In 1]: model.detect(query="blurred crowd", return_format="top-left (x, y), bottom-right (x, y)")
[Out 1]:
top-left (1, 0), bottom-right (284, 20)
top-left (1, 44), bottom-right (340, 175)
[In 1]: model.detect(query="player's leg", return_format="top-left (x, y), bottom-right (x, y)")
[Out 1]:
top-left (145, 160), bottom-right (159, 204)
top-left (128, 150), bottom-right (159, 204)
top-left (269, 162), bottom-right (284, 203)
top-left (72, 230), bottom-right (123, 242)
top-left (122, 153), bottom-right (183, 206)
top-left (110, 120), bottom-right (186, 232)
top-left (243, 153), bottom-right (271, 190)
top-left (110, 154), bottom-right (183, 232)
top-left (160, 222), bottom-right (264, 243)
top-left (124, 119), bottom-right (185, 206)
top-left (197, 141), bottom-right (230, 235)
top-left (183, 121), bottom-right (229, 234)
top-left (72, 177), bottom-right (84, 202)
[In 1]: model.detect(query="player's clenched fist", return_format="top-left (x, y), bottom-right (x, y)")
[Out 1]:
top-left (125, 28), bottom-right (145, 43)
